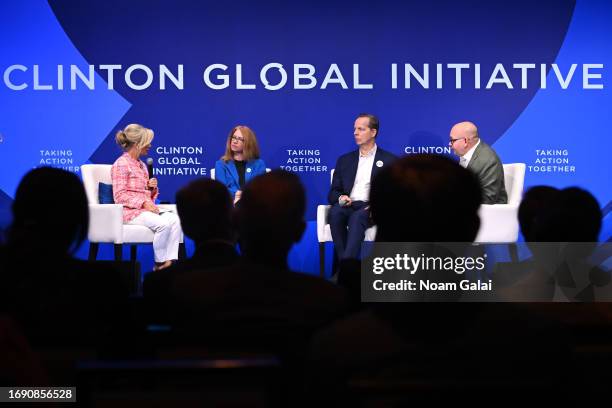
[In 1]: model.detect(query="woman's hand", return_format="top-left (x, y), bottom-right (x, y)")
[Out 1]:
top-left (147, 177), bottom-right (158, 190)
top-left (143, 200), bottom-right (160, 214)
top-left (234, 190), bottom-right (242, 205)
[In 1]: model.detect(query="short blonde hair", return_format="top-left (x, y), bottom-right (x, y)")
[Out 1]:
top-left (221, 125), bottom-right (261, 162)
top-left (115, 123), bottom-right (154, 152)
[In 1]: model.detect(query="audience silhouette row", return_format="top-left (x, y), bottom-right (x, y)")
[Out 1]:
top-left (0, 155), bottom-right (608, 402)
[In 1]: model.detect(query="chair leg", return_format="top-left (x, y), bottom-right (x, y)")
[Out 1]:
top-left (179, 242), bottom-right (187, 260)
top-left (319, 242), bottom-right (325, 278)
top-left (130, 245), bottom-right (137, 261)
top-left (114, 244), bottom-right (123, 261)
top-left (88, 243), bottom-right (99, 261)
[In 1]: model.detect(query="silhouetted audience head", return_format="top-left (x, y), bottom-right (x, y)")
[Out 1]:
top-left (519, 186), bottom-right (601, 242)
top-left (8, 167), bottom-right (88, 257)
top-left (234, 170), bottom-right (306, 264)
top-left (176, 178), bottom-right (233, 243)
top-left (518, 186), bottom-right (561, 242)
top-left (370, 154), bottom-right (481, 242)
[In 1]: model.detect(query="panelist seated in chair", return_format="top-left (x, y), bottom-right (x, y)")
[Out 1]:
top-left (449, 121), bottom-right (507, 204)
top-left (214, 125), bottom-right (267, 205)
top-left (111, 123), bottom-right (181, 271)
top-left (328, 113), bottom-right (397, 261)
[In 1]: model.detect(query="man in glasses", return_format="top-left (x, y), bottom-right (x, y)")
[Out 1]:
top-left (449, 121), bottom-right (507, 204)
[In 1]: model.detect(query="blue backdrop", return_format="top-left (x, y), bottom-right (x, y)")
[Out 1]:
top-left (0, 0), bottom-right (610, 274)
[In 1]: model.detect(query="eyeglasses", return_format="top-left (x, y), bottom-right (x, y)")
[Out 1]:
top-left (231, 135), bottom-right (245, 142)
top-left (449, 137), bottom-right (465, 146)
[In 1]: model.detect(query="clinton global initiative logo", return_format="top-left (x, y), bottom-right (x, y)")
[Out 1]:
top-left (153, 145), bottom-right (207, 176)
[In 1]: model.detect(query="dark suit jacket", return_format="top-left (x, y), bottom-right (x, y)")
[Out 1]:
top-left (467, 141), bottom-right (508, 204)
top-left (328, 146), bottom-right (397, 204)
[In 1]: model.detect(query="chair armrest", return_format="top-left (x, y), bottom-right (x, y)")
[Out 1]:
top-left (158, 203), bottom-right (177, 213)
top-left (475, 203), bottom-right (520, 243)
top-left (317, 205), bottom-right (331, 242)
top-left (88, 204), bottom-right (124, 243)
top-left (478, 203), bottom-right (520, 220)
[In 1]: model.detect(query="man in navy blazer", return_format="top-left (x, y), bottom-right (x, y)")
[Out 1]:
top-left (328, 113), bottom-right (397, 261)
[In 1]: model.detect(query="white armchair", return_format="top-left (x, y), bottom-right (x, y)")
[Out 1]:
top-left (474, 163), bottom-right (526, 244)
top-left (81, 164), bottom-right (185, 261)
top-left (316, 169), bottom-right (377, 277)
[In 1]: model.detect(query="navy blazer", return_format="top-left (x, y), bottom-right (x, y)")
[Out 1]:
top-left (328, 147), bottom-right (397, 204)
top-left (215, 158), bottom-right (267, 197)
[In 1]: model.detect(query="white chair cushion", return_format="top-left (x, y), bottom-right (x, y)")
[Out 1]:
top-left (123, 224), bottom-right (156, 243)
top-left (475, 204), bottom-right (520, 243)
top-left (474, 163), bottom-right (526, 243)
top-left (87, 204), bottom-right (123, 243)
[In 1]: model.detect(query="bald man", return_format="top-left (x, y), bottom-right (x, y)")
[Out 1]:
top-left (449, 122), bottom-right (507, 204)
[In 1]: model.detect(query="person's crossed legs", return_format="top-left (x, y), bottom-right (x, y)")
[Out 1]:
top-left (329, 200), bottom-right (370, 260)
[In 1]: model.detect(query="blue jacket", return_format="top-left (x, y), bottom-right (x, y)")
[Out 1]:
top-left (215, 158), bottom-right (267, 197)
top-left (328, 147), bottom-right (397, 204)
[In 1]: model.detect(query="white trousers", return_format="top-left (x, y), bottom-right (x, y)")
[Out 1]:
top-left (129, 211), bottom-right (181, 263)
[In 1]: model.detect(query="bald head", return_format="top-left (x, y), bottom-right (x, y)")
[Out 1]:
top-left (451, 121), bottom-right (478, 139)
top-left (450, 121), bottom-right (479, 156)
